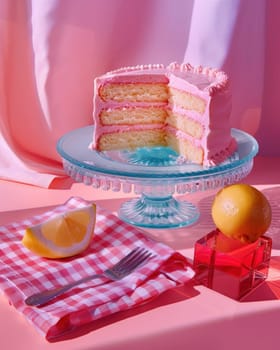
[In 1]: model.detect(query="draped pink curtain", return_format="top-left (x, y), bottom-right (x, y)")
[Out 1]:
top-left (0, 0), bottom-right (279, 187)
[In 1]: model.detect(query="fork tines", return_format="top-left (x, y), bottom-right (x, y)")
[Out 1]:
top-left (116, 247), bottom-right (153, 273)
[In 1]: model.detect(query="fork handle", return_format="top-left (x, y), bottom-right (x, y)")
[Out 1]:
top-left (25, 273), bottom-right (103, 307)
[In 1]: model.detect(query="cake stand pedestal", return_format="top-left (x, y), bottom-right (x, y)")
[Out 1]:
top-left (57, 126), bottom-right (258, 229)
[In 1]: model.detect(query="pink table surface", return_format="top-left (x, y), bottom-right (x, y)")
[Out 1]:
top-left (0, 156), bottom-right (280, 350)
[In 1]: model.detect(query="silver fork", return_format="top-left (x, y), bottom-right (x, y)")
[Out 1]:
top-left (25, 247), bottom-right (153, 307)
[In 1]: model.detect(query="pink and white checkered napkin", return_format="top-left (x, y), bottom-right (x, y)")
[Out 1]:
top-left (0, 197), bottom-right (194, 341)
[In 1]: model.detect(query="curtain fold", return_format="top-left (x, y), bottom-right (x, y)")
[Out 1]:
top-left (0, 0), bottom-right (278, 187)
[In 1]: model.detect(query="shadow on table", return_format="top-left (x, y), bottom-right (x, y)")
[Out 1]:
top-left (240, 186), bottom-right (280, 302)
top-left (47, 282), bottom-right (199, 342)
top-left (241, 256), bottom-right (280, 302)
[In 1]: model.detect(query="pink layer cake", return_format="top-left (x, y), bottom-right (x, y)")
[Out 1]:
top-left (90, 63), bottom-right (237, 166)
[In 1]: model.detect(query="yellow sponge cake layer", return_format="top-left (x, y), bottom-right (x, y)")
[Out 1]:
top-left (100, 107), bottom-right (168, 125)
top-left (98, 129), bottom-right (166, 150)
top-left (166, 113), bottom-right (204, 139)
top-left (99, 83), bottom-right (169, 102)
top-left (169, 87), bottom-right (206, 114)
top-left (165, 133), bottom-right (204, 164)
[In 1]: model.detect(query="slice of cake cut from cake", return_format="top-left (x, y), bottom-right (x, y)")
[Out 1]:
top-left (90, 62), bottom-right (237, 166)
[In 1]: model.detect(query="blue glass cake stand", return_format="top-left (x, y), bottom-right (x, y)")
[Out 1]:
top-left (57, 126), bottom-right (258, 229)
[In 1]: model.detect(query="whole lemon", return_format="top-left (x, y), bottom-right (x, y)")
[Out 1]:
top-left (211, 184), bottom-right (272, 243)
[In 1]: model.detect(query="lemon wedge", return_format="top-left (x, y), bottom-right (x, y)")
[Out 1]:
top-left (22, 204), bottom-right (96, 258)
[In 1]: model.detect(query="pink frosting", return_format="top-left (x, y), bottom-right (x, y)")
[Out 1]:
top-left (102, 62), bottom-right (229, 96)
top-left (91, 62), bottom-right (236, 165)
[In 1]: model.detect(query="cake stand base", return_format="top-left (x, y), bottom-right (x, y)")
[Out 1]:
top-left (118, 193), bottom-right (200, 229)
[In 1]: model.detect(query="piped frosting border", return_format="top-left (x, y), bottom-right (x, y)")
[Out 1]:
top-left (104, 62), bottom-right (229, 96)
